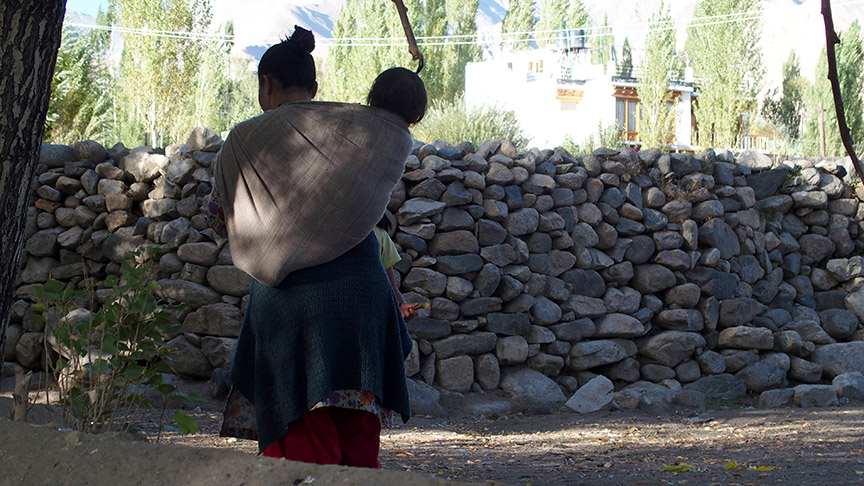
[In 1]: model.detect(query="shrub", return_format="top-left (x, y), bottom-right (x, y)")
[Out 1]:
top-left (561, 122), bottom-right (626, 155)
top-left (30, 250), bottom-right (199, 438)
top-left (411, 94), bottom-right (529, 150)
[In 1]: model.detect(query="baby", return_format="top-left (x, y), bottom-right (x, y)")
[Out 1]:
top-left (366, 67), bottom-right (427, 126)
top-left (367, 67), bottom-right (428, 319)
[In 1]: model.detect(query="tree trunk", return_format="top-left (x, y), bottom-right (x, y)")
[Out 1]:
top-left (0, 1), bottom-right (66, 361)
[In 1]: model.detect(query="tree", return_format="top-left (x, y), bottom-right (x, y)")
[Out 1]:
top-left (805, 21), bottom-right (864, 156)
top-left (762, 50), bottom-right (805, 140)
top-left (114, 0), bottom-right (211, 147)
top-left (501, 0), bottom-right (536, 52)
top-left (619, 37), bottom-right (633, 77)
top-left (320, 0), bottom-right (423, 103)
top-left (536, 0), bottom-right (568, 47)
top-left (190, 21), bottom-right (259, 134)
top-left (835, 20), bottom-right (864, 149)
top-left (567, 0), bottom-right (589, 31)
top-left (590, 14), bottom-right (614, 71)
top-left (686, 0), bottom-right (763, 148)
top-left (638, 1), bottom-right (678, 149)
top-left (0, 0), bottom-right (66, 366)
top-left (442, 0), bottom-right (483, 101)
top-left (45, 8), bottom-right (115, 145)
top-left (417, 0), bottom-right (451, 101)
top-left (321, 0), bottom-right (479, 104)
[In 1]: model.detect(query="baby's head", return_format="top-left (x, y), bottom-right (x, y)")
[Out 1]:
top-left (366, 67), bottom-right (427, 125)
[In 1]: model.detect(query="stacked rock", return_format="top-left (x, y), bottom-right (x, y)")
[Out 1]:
top-left (6, 130), bottom-right (864, 413)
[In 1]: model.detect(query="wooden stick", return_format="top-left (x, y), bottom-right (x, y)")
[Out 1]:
top-left (390, 0), bottom-right (424, 73)
top-left (12, 365), bottom-right (32, 422)
top-left (821, 0), bottom-right (864, 182)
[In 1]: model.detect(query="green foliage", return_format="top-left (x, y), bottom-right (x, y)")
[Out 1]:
top-left (45, 9), bottom-right (115, 145)
top-left (567, 0), bottom-right (590, 31)
top-left (411, 94), bottom-right (529, 149)
top-left (803, 21), bottom-right (864, 157)
top-left (321, 0), bottom-right (478, 104)
top-left (686, 0), bottom-right (763, 148)
top-left (442, 0), bottom-right (484, 102)
top-left (501, 0), bottom-right (536, 51)
top-left (590, 14), bottom-right (614, 70)
top-left (114, 0), bottom-right (212, 147)
top-left (762, 50), bottom-right (805, 140)
top-left (638, 1), bottom-right (677, 149)
top-left (46, 2), bottom-right (258, 146)
top-left (31, 250), bottom-right (198, 437)
top-left (618, 37), bottom-right (633, 77)
top-left (662, 463), bottom-right (695, 474)
top-left (562, 122), bottom-right (625, 155)
top-left (189, 22), bottom-right (260, 135)
top-left (536, 0), bottom-right (568, 46)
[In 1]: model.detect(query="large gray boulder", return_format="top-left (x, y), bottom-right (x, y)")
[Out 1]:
top-left (810, 342), bottom-right (864, 378)
top-left (637, 331), bottom-right (706, 368)
top-left (684, 373), bottom-right (747, 399)
top-left (568, 339), bottom-right (637, 370)
top-left (182, 303), bottom-right (242, 337)
top-left (565, 375), bottom-right (614, 413)
top-left (699, 219), bottom-right (740, 259)
top-left (500, 367), bottom-right (566, 414)
top-left (406, 378), bottom-right (447, 417)
top-left (736, 360), bottom-right (786, 392)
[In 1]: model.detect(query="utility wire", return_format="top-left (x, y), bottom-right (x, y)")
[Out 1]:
top-left (61, 5), bottom-right (776, 45)
top-left (65, 0), bottom-right (864, 48)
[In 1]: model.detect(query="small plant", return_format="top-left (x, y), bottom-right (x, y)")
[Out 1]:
top-left (30, 249), bottom-right (199, 438)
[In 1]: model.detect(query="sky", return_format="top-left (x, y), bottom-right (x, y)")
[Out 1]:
top-left (66, 0), bottom-right (107, 15)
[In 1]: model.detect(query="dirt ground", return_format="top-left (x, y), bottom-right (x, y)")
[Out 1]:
top-left (2, 383), bottom-right (864, 486)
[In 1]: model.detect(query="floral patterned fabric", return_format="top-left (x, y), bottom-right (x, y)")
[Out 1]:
top-left (202, 184), bottom-right (228, 238)
top-left (220, 387), bottom-right (396, 441)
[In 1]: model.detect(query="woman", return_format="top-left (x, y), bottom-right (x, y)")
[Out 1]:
top-left (208, 26), bottom-right (423, 468)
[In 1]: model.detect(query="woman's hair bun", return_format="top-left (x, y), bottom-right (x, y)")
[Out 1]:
top-left (289, 25), bottom-right (315, 54)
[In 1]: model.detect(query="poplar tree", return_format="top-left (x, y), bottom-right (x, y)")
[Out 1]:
top-left (45, 8), bottom-right (115, 145)
top-left (321, 0), bottom-right (424, 103)
top-left (685, 0), bottom-right (763, 148)
top-left (567, 0), bottom-right (589, 31)
top-left (501, 0), bottom-right (536, 52)
top-left (192, 21), bottom-right (259, 134)
top-left (322, 0), bottom-right (479, 104)
top-left (619, 37), bottom-right (632, 77)
top-left (114, 0), bottom-right (211, 146)
top-left (443, 0), bottom-right (483, 101)
top-left (805, 21), bottom-right (864, 156)
top-left (638, 1), bottom-right (677, 149)
top-left (762, 50), bottom-right (805, 140)
top-left (536, 0), bottom-right (568, 46)
top-left (590, 14), bottom-right (614, 70)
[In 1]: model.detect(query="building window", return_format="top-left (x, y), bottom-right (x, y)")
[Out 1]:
top-left (527, 60), bottom-right (543, 73)
top-left (616, 98), bottom-right (639, 141)
top-left (557, 89), bottom-right (584, 111)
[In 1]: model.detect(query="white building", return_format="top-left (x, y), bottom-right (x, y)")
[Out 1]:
top-left (465, 39), bottom-right (696, 150)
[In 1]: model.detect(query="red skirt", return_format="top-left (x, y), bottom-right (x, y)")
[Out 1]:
top-left (261, 407), bottom-right (382, 468)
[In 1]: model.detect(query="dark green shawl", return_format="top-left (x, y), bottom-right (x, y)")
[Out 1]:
top-left (230, 232), bottom-right (412, 452)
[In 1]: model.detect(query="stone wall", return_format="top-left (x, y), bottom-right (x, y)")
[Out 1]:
top-left (6, 128), bottom-right (864, 412)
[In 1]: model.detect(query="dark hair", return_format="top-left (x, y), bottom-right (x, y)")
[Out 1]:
top-left (258, 26), bottom-right (316, 92)
top-left (376, 213), bottom-right (393, 232)
top-left (366, 67), bottom-right (428, 125)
